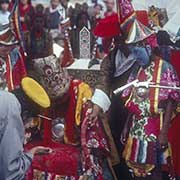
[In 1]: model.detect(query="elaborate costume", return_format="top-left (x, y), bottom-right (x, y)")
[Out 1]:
top-left (0, 0), bottom-right (27, 91)
top-left (25, 50), bottom-right (117, 179)
top-left (117, 4), bottom-right (180, 177)
top-left (122, 57), bottom-right (180, 177)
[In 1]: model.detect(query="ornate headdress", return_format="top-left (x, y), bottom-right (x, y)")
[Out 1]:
top-left (32, 55), bottom-right (71, 100)
top-left (31, 18), bottom-right (74, 100)
top-left (93, 0), bottom-right (153, 43)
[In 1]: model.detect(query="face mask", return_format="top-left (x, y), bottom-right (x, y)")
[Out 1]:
top-left (132, 46), bottom-right (150, 67)
top-left (33, 55), bottom-right (70, 99)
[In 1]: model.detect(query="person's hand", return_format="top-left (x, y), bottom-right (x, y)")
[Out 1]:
top-left (29, 146), bottom-right (52, 156)
top-left (20, 17), bottom-right (25, 22)
top-left (89, 104), bottom-right (101, 122)
top-left (78, 175), bottom-right (89, 180)
top-left (120, 127), bottom-right (128, 145)
top-left (158, 132), bottom-right (168, 151)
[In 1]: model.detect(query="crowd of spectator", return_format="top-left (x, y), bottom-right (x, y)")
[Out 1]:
top-left (0, 0), bottom-right (117, 60)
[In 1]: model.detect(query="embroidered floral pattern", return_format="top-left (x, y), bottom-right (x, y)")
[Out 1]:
top-left (119, 0), bottom-right (134, 19)
top-left (123, 59), bottom-right (180, 177)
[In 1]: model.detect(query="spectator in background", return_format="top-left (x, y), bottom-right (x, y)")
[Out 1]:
top-left (60, 0), bottom-right (69, 16)
top-left (0, 0), bottom-right (10, 26)
top-left (81, 2), bottom-right (89, 13)
top-left (87, 0), bottom-right (106, 12)
top-left (25, 4), bottom-right (53, 61)
top-left (77, 11), bottom-right (91, 30)
top-left (104, 0), bottom-right (116, 17)
top-left (101, 0), bottom-right (116, 54)
top-left (94, 3), bottom-right (103, 19)
top-left (67, 5), bottom-right (75, 27)
top-left (72, 11), bottom-right (91, 58)
top-left (45, 0), bottom-right (65, 42)
top-left (19, 0), bottom-right (34, 32)
top-left (89, 3), bottom-right (104, 29)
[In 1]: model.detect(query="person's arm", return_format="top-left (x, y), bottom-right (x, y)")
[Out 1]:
top-left (0, 95), bottom-right (33, 180)
top-left (96, 51), bottom-right (115, 96)
top-left (1, 128), bottom-right (33, 180)
top-left (91, 51), bottom-right (115, 116)
top-left (158, 99), bottom-right (174, 148)
top-left (1, 94), bottom-right (50, 180)
top-left (120, 112), bottom-right (133, 144)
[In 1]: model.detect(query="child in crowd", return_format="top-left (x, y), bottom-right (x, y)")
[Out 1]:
top-left (0, 0), bottom-right (10, 26)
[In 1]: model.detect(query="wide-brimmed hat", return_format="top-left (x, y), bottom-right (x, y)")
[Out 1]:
top-left (21, 77), bottom-right (51, 108)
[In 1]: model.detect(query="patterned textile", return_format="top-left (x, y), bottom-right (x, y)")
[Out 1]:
top-left (171, 50), bottom-right (180, 79)
top-left (118, 0), bottom-right (136, 31)
top-left (0, 1), bottom-right (27, 91)
top-left (25, 141), bottom-right (80, 179)
top-left (81, 106), bottom-right (110, 179)
top-left (136, 11), bottom-right (149, 26)
top-left (25, 80), bottom-right (112, 180)
top-left (169, 115), bottom-right (180, 177)
top-left (122, 58), bottom-right (180, 177)
top-left (3, 47), bottom-right (27, 91)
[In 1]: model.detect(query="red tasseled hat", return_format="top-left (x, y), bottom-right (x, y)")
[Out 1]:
top-left (93, 0), bottom-right (153, 43)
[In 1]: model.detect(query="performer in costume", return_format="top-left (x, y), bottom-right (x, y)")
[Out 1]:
top-left (120, 18), bottom-right (180, 179)
top-left (0, 0), bottom-right (27, 91)
top-left (25, 21), bottom-right (118, 179)
top-left (91, 0), bottom-right (141, 178)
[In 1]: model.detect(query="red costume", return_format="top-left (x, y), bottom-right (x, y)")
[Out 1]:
top-left (0, 0), bottom-right (27, 91)
top-left (19, 1), bottom-right (34, 32)
top-left (24, 50), bottom-right (116, 179)
top-left (168, 50), bottom-right (180, 177)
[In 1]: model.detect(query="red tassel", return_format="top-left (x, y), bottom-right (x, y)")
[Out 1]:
top-left (61, 31), bottom-right (74, 67)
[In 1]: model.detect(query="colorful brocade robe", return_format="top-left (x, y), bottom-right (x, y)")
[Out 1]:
top-left (122, 58), bottom-right (180, 177)
top-left (0, 47), bottom-right (27, 91)
top-left (4, 47), bottom-right (27, 91)
top-left (25, 79), bottom-right (114, 180)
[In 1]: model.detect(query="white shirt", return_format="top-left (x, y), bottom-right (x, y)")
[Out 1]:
top-left (0, 10), bottom-right (10, 26)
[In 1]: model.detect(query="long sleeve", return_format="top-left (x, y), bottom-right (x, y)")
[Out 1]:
top-left (0, 92), bottom-right (33, 180)
top-left (91, 50), bottom-right (116, 112)
top-left (96, 50), bottom-right (116, 96)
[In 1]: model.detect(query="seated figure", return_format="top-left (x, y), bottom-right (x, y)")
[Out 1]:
top-left (24, 51), bottom-right (118, 179)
